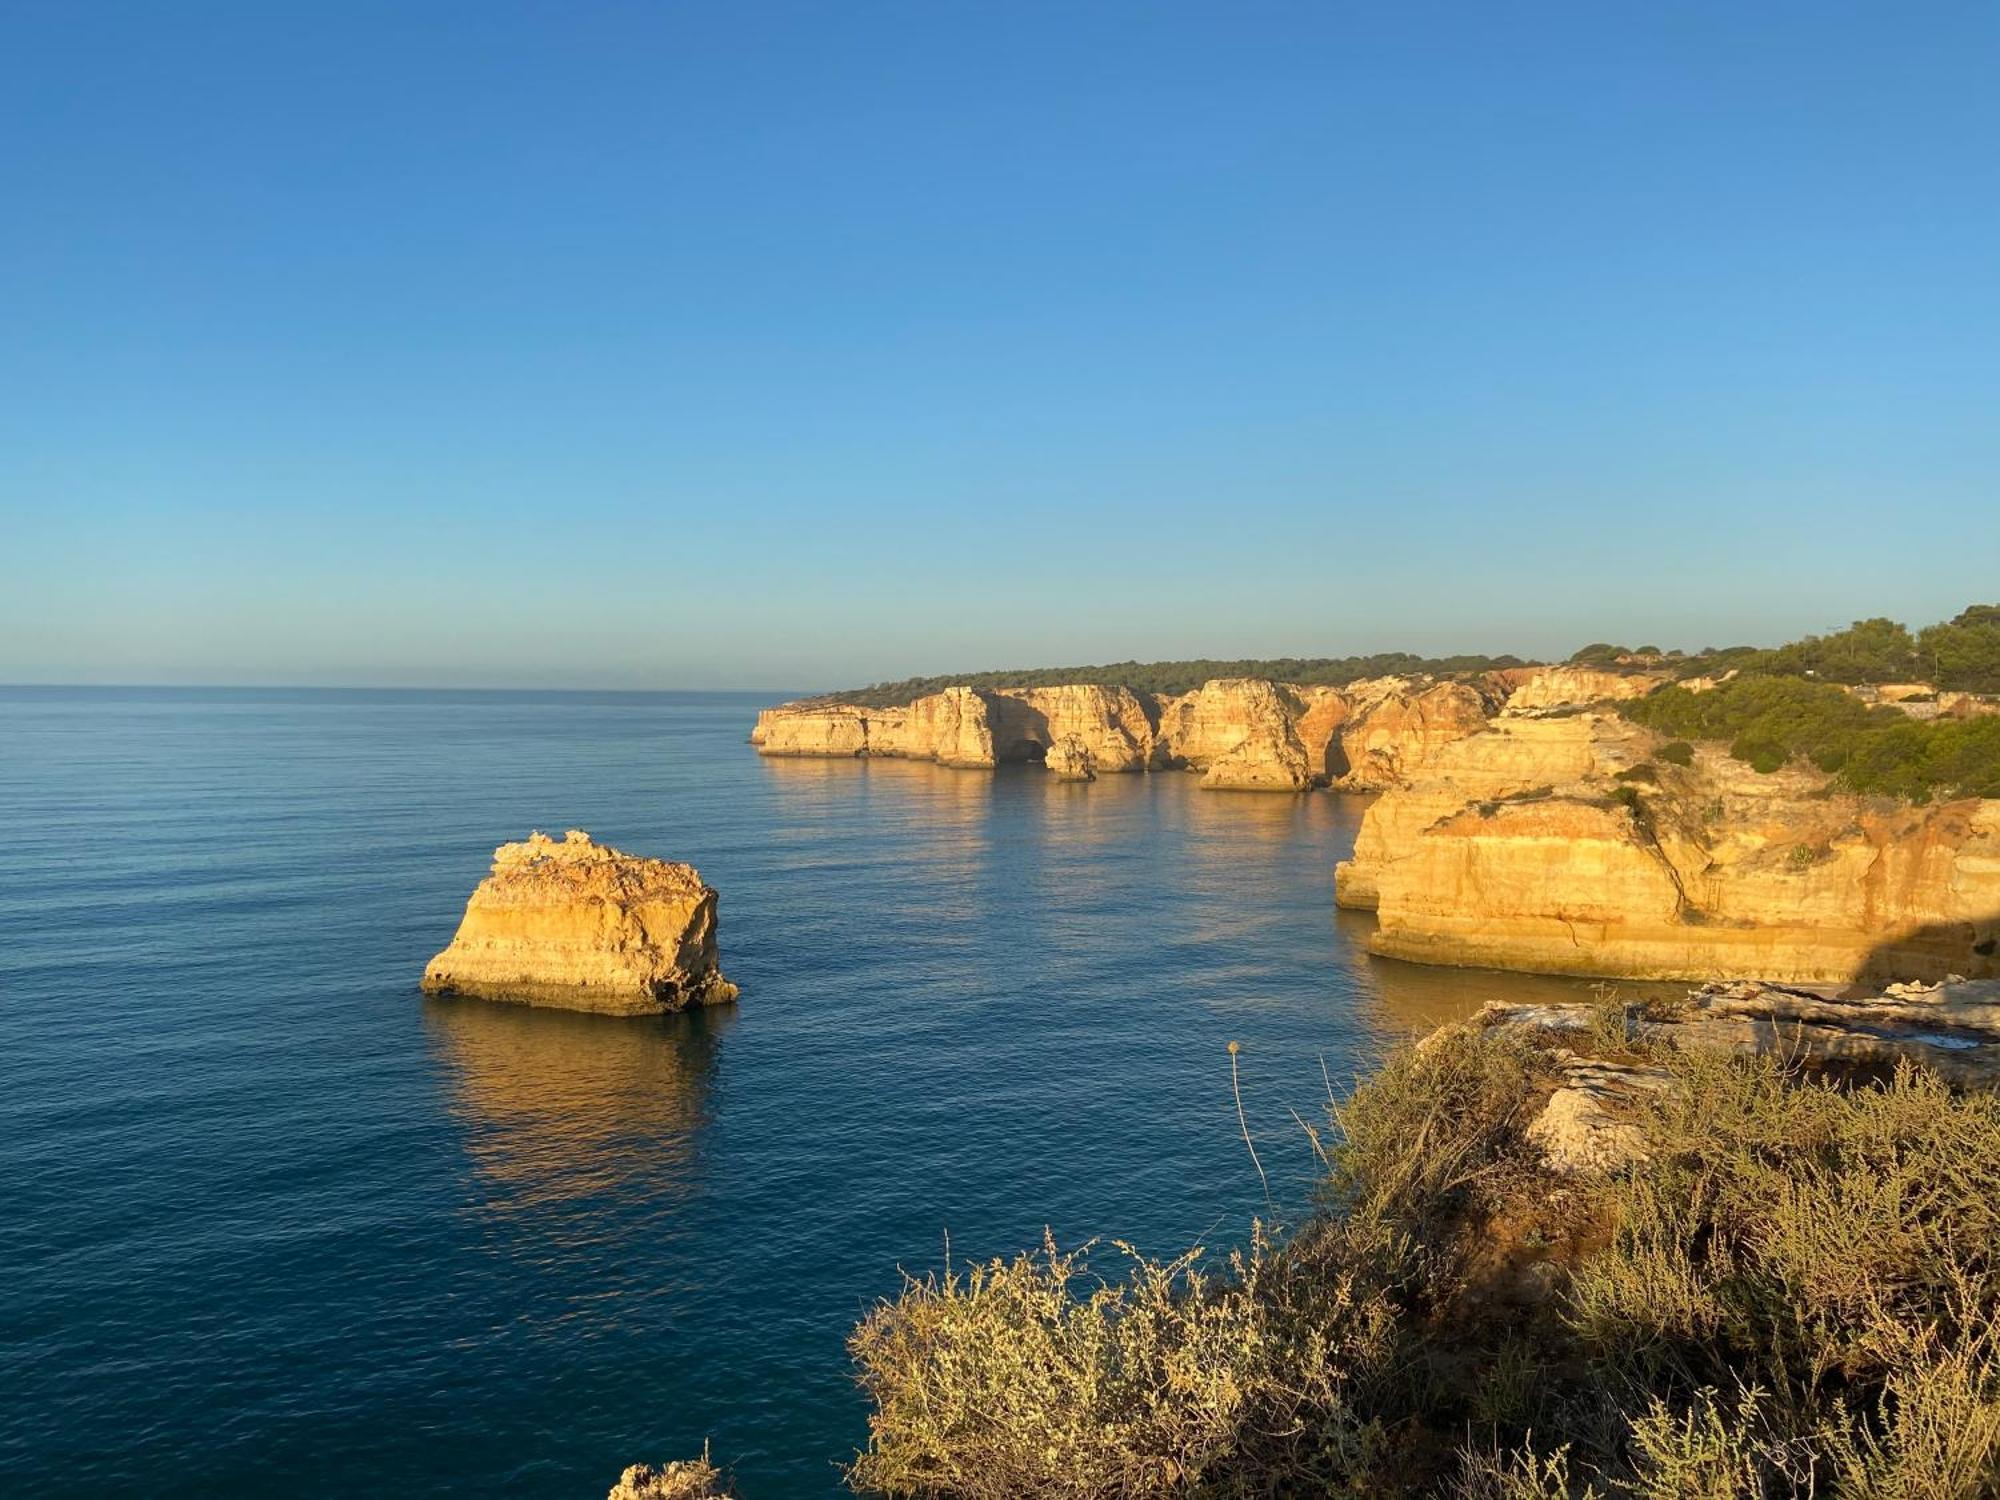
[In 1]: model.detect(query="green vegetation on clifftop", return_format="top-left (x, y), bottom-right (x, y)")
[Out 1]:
top-left (1623, 676), bottom-right (2000, 801)
top-left (1673, 605), bottom-right (2000, 691)
top-left (826, 654), bottom-right (1530, 707)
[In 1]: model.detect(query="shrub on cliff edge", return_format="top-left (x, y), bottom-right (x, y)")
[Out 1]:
top-left (849, 1028), bottom-right (2000, 1497)
top-left (1622, 675), bottom-right (2000, 800)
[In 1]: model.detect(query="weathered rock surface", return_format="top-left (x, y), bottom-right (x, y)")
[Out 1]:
top-left (1435, 976), bottom-right (2000, 1175)
top-left (1503, 666), bottom-right (1665, 713)
top-left (422, 830), bottom-right (737, 1014)
top-left (1525, 1057), bottom-right (1673, 1173)
top-left (1156, 678), bottom-right (1314, 791)
top-left (1468, 976), bottom-right (2000, 1092)
top-left (753, 674), bottom-right (1499, 793)
top-left (1330, 680), bottom-right (1494, 790)
top-left (1337, 714), bottom-right (2000, 984)
top-left (1044, 733), bottom-right (1096, 781)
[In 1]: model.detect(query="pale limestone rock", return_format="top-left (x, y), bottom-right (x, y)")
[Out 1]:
top-left (1467, 976), bottom-right (2000, 1088)
top-left (1526, 1058), bottom-right (1673, 1174)
top-left (1155, 678), bottom-right (1316, 791)
top-left (749, 700), bottom-right (875, 756)
top-left (1340, 715), bottom-right (2000, 983)
top-left (1503, 666), bottom-right (1666, 713)
top-left (1044, 733), bottom-right (1096, 782)
top-left (1332, 681), bottom-right (1493, 790)
top-left (1201, 729), bottom-right (1313, 791)
top-left (890, 686), bottom-right (996, 768)
top-left (994, 684), bottom-right (1163, 771)
top-left (422, 830), bottom-right (737, 1014)
top-left (1291, 685), bottom-right (1357, 782)
top-left (752, 673), bottom-right (1507, 791)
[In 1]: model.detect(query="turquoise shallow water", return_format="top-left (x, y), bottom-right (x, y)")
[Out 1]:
top-left (0, 687), bottom-right (1611, 1498)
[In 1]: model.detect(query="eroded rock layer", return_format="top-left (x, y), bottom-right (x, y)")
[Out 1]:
top-left (751, 674), bottom-right (1497, 792)
top-left (1336, 714), bottom-right (2000, 984)
top-left (422, 830), bottom-right (737, 1014)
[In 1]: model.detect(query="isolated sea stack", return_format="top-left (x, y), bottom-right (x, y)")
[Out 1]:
top-left (422, 830), bottom-right (737, 1014)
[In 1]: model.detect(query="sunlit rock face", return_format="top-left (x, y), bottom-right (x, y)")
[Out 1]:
top-left (1330, 681), bottom-right (1495, 791)
top-left (1337, 716), bottom-right (2000, 984)
top-left (750, 674), bottom-right (1504, 793)
top-left (992, 685), bottom-right (1163, 772)
top-left (422, 830), bottom-right (738, 1013)
top-left (1502, 666), bottom-right (1666, 713)
top-left (1155, 678), bottom-right (1313, 791)
top-left (1044, 733), bottom-right (1096, 782)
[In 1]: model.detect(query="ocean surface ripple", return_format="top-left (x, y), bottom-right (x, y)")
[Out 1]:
top-left (0, 688), bottom-right (1609, 1497)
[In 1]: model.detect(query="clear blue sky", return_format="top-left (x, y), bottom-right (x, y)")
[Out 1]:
top-left (3, 2), bottom-right (1995, 688)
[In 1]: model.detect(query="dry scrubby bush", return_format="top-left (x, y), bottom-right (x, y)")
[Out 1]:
top-left (607, 1449), bottom-right (733, 1499)
top-left (847, 1024), bottom-right (2000, 1497)
top-left (848, 1227), bottom-right (1397, 1498)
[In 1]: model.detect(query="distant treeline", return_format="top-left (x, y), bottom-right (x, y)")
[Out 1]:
top-left (1630, 605), bottom-right (2000, 692)
top-left (1625, 674), bottom-right (2000, 801)
top-left (823, 605), bottom-right (2000, 713)
top-left (825, 653), bottom-right (1534, 707)
top-left (1608, 603), bottom-right (2000, 802)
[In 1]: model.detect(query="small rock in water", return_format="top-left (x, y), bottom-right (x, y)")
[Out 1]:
top-left (421, 829), bottom-right (737, 1014)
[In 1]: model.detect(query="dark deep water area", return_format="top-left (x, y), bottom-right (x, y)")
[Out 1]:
top-left (0, 688), bottom-right (1617, 1497)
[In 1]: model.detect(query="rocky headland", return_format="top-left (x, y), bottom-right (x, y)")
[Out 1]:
top-left (422, 830), bottom-right (738, 1014)
top-left (757, 610), bottom-right (1998, 981)
top-left (1336, 709), bottom-right (2000, 983)
top-left (746, 668), bottom-right (1598, 791)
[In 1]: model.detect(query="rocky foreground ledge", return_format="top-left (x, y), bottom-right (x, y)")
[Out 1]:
top-left (1454, 975), bottom-right (2000, 1174)
top-left (422, 830), bottom-right (737, 1014)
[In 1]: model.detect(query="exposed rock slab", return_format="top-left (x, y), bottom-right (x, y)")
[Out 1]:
top-left (1468, 975), bottom-right (2000, 1089)
top-left (422, 830), bottom-right (737, 1014)
top-left (1526, 1058), bottom-right (1674, 1173)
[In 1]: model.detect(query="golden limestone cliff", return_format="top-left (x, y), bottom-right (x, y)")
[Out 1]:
top-left (1501, 665), bottom-right (1666, 713)
top-left (1329, 679), bottom-right (1498, 790)
top-left (1335, 715), bottom-right (2000, 984)
top-left (422, 830), bottom-right (738, 1013)
top-left (749, 675), bottom-right (1512, 792)
top-left (1155, 677), bottom-right (1314, 790)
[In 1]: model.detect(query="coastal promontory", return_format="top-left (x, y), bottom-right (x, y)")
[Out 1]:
top-left (422, 830), bottom-right (738, 1014)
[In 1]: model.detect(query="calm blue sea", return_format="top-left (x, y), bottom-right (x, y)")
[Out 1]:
top-left (0, 688), bottom-right (1607, 1498)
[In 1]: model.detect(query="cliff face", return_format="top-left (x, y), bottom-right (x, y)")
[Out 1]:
top-left (1154, 677), bottom-right (1314, 790)
top-left (1337, 717), bottom-right (2000, 984)
top-left (1502, 666), bottom-right (1666, 713)
top-left (422, 830), bottom-right (738, 1013)
top-left (752, 675), bottom-right (1496, 792)
top-left (1331, 681), bottom-right (1495, 790)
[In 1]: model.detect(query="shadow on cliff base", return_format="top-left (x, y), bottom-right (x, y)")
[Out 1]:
top-left (1849, 909), bottom-right (2000, 993)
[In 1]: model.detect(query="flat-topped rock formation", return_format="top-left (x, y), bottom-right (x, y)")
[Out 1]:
top-left (1337, 712), bottom-right (2000, 984)
top-left (750, 671), bottom-right (1549, 792)
top-left (422, 830), bottom-right (738, 1014)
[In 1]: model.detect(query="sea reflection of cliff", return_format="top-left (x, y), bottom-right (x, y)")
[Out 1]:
top-left (423, 997), bottom-right (732, 1220)
top-left (1336, 906), bottom-right (1691, 1040)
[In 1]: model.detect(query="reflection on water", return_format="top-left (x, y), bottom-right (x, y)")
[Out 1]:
top-left (424, 996), bottom-right (733, 1219)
